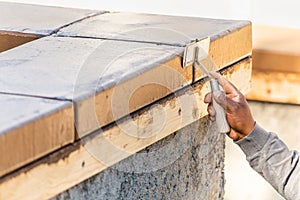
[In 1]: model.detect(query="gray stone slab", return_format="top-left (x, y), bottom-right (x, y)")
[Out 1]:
top-left (0, 2), bottom-right (105, 35)
top-left (57, 12), bottom-right (250, 46)
top-left (0, 93), bottom-right (70, 134)
top-left (0, 36), bottom-right (182, 100)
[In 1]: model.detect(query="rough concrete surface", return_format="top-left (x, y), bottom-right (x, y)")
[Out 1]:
top-left (53, 117), bottom-right (225, 200)
top-left (225, 101), bottom-right (300, 200)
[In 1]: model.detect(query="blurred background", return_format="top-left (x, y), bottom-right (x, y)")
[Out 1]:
top-left (3, 1), bottom-right (300, 199)
top-left (3, 0), bottom-right (300, 28)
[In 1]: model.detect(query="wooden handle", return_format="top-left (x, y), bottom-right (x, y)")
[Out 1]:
top-left (210, 79), bottom-right (230, 133)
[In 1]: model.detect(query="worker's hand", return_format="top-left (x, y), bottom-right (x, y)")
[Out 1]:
top-left (204, 72), bottom-right (255, 141)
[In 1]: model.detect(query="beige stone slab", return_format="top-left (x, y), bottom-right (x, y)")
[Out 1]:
top-left (0, 2), bottom-right (104, 35)
top-left (0, 58), bottom-right (251, 200)
top-left (0, 94), bottom-right (74, 177)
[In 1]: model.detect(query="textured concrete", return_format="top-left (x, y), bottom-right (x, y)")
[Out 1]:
top-left (225, 101), bottom-right (300, 200)
top-left (53, 117), bottom-right (225, 200)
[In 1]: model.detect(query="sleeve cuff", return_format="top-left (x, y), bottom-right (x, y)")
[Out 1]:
top-left (235, 123), bottom-right (271, 157)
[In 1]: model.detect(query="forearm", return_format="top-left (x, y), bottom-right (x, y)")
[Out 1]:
top-left (235, 123), bottom-right (300, 200)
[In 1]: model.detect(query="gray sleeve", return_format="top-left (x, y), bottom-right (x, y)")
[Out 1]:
top-left (235, 123), bottom-right (300, 200)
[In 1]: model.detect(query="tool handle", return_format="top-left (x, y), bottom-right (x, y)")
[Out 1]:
top-left (210, 79), bottom-right (230, 133)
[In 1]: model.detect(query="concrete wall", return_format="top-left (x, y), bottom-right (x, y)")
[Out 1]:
top-left (53, 117), bottom-right (225, 200)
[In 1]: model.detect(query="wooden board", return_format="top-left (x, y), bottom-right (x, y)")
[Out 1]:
top-left (253, 25), bottom-right (300, 73)
top-left (0, 94), bottom-right (74, 177)
top-left (0, 58), bottom-right (251, 200)
top-left (246, 69), bottom-right (300, 104)
top-left (0, 2), bottom-right (104, 35)
top-left (246, 25), bottom-right (300, 104)
top-left (0, 31), bottom-right (38, 53)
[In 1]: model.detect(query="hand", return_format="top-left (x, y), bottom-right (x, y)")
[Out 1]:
top-left (204, 72), bottom-right (255, 141)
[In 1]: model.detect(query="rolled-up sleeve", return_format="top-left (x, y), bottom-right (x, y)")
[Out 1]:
top-left (235, 123), bottom-right (300, 200)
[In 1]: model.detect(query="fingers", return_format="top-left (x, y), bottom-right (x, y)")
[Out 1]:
top-left (207, 105), bottom-right (216, 121)
top-left (210, 71), bottom-right (239, 95)
top-left (204, 92), bottom-right (216, 121)
top-left (227, 129), bottom-right (241, 141)
top-left (212, 91), bottom-right (226, 107)
top-left (204, 92), bottom-right (212, 104)
top-left (211, 90), bottom-right (233, 110)
top-left (212, 90), bottom-right (239, 114)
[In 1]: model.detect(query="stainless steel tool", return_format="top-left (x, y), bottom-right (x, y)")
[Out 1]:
top-left (182, 38), bottom-right (230, 133)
